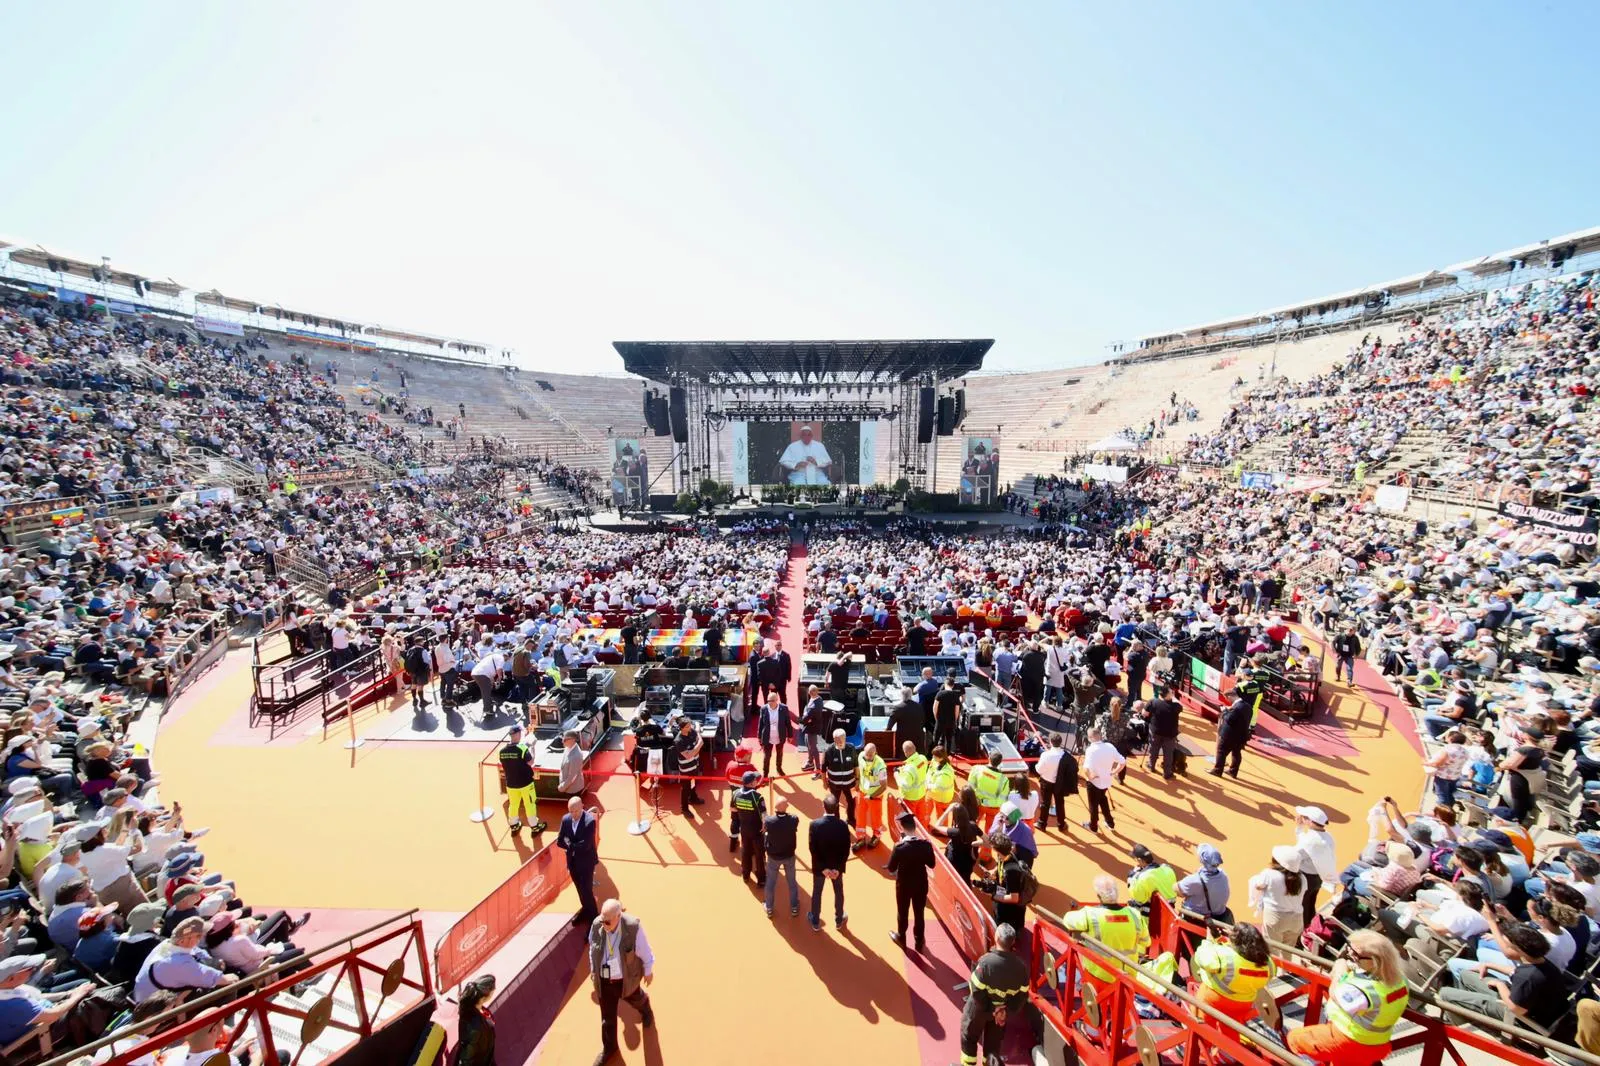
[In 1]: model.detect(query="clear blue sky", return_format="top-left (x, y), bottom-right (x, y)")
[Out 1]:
top-left (2, 3), bottom-right (1595, 373)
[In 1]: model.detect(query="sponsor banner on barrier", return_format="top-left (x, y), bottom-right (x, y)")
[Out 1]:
top-left (194, 315), bottom-right (246, 337)
top-left (434, 843), bottom-right (570, 989)
top-left (1498, 499), bottom-right (1598, 546)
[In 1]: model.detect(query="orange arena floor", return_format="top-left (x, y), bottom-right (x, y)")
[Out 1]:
top-left (152, 626), bottom-right (1423, 1066)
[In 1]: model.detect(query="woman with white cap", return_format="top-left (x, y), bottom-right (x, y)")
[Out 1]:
top-left (1249, 845), bottom-right (1307, 947)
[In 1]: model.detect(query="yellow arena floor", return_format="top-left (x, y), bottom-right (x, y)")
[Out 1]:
top-left (152, 628), bottom-right (1423, 1066)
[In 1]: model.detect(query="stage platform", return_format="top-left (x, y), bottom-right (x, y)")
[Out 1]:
top-left (588, 502), bottom-right (1039, 531)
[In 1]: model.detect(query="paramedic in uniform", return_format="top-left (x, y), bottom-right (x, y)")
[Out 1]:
top-left (779, 424), bottom-right (833, 485)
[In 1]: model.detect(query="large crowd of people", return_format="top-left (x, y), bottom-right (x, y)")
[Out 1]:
top-left (5, 268), bottom-right (1600, 1063)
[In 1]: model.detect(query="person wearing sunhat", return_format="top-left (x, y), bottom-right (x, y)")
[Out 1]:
top-left (0, 953), bottom-right (96, 1046)
top-left (1293, 805), bottom-right (1338, 928)
top-left (133, 914), bottom-right (239, 1004)
top-left (109, 902), bottom-right (166, 985)
top-left (1249, 845), bottom-right (1308, 947)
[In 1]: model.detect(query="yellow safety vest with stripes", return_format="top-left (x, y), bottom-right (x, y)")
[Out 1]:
top-left (1327, 972), bottom-right (1408, 1046)
top-left (895, 753), bottom-right (928, 801)
top-left (968, 765), bottom-right (1009, 809)
top-left (927, 760), bottom-right (956, 804)
top-left (858, 754), bottom-right (888, 797)
top-left (1062, 904), bottom-right (1148, 984)
top-left (1192, 939), bottom-right (1275, 1002)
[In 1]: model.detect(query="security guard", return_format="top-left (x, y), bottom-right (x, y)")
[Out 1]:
top-left (1286, 930), bottom-right (1408, 1066)
top-left (955, 922), bottom-right (1036, 1066)
top-left (499, 725), bottom-right (544, 834)
top-left (1231, 663), bottom-right (1271, 728)
top-left (1127, 843), bottom-right (1179, 910)
top-left (822, 728), bottom-right (860, 826)
top-left (1061, 875), bottom-right (1150, 996)
top-left (895, 740), bottom-right (930, 824)
top-left (1189, 923), bottom-right (1275, 1024)
top-left (927, 745), bottom-right (958, 818)
top-left (730, 771), bottom-right (767, 883)
top-left (855, 743), bottom-right (889, 850)
top-left (967, 751), bottom-right (1010, 822)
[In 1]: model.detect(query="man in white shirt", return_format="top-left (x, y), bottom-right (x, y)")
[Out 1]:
top-left (1293, 805), bottom-right (1338, 927)
top-left (1080, 726), bottom-right (1125, 834)
top-left (778, 425), bottom-right (833, 486)
top-left (471, 651), bottom-right (503, 718)
top-left (1034, 733), bottom-right (1073, 832)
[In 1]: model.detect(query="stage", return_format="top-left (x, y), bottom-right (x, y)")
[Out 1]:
top-left (587, 502), bottom-right (1040, 532)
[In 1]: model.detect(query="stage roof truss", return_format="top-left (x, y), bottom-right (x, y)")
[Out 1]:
top-left (613, 339), bottom-right (992, 386)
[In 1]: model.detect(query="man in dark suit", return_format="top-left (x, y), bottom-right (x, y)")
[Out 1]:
top-left (807, 793), bottom-right (852, 932)
top-left (887, 810), bottom-right (936, 950)
top-left (757, 648), bottom-right (784, 703)
top-left (773, 640), bottom-right (794, 709)
top-left (1211, 694), bottom-right (1252, 779)
top-left (556, 796), bottom-right (601, 926)
top-left (888, 690), bottom-right (926, 755)
top-left (756, 691), bottom-right (793, 778)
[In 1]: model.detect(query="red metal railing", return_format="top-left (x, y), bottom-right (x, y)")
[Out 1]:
top-left (45, 911), bottom-right (431, 1066)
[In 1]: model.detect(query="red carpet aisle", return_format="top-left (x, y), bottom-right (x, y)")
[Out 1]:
top-left (774, 540), bottom-right (809, 662)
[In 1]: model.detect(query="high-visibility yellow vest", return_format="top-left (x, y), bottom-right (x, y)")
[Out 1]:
top-left (896, 753), bottom-right (928, 801)
top-left (927, 760), bottom-right (957, 803)
top-left (1192, 939), bottom-right (1275, 1003)
top-left (1327, 972), bottom-right (1409, 1046)
top-left (858, 754), bottom-right (887, 797)
top-left (1063, 904), bottom-right (1147, 984)
top-left (1128, 864), bottom-right (1179, 906)
top-left (969, 765), bottom-right (1009, 809)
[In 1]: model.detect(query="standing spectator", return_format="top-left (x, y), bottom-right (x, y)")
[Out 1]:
top-left (1333, 626), bottom-right (1361, 686)
top-left (1294, 806), bottom-right (1338, 928)
top-left (556, 797), bottom-right (601, 927)
top-left (1080, 726), bottom-right (1124, 833)
top-left (1249, 846), bottom-right (1307, 948)
top-left (756, 690), bottom-right (792, 779)
top-left (1211, 694), bottom-right (1253, 779)
top-left (887, 810), bottom-right (935, 951)
top-left (762, 796), bottom-right (800, 919)
top-left (1145, 688), bottom-right (1182, 780)
top-left (471, 646), bottom-right (503, 719)
top-left (807, 794), bottom-right (851, 933)
top-left (1035, 734), bottom-right (1076, 833)
top-left (799, 685), bottom-right (829, 775)
top-left (588, 899), bottom-right (653, 1065)
top-left (557, 730), bottom-right (586, 801)
top-left (931, 675), bottom-right (961, 755)
top-left (403, 637), bottom-right (431, 715)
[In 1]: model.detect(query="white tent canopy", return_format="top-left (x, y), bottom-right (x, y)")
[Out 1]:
top-left (1090, 434), bottom-right (1140, 452)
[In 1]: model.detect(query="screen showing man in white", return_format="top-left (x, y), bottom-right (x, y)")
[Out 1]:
top-left (779, 424), bottom-right (833, 485)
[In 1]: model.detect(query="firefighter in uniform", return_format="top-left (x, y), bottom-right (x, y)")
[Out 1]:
top-left (895, 740), bottom-right (930, 824)
top-left (1189, 923), bottom-right (1275, 1024)
top-left (956, 922), bottom-right (1037, 1066)
top-left (927, 745), bottom-right (958, 819)
top-left (1286, 930), bottom-right (1409, 1066)
top-left (499, 724), bottom-right (544, 834)
top-left (967, 751), bottom-right (1010, 824)
top-left (1061, 875), bottom-right (1150, 1001)
top-left (731, 771), bottom-right (767, 882)
top-left (854, 743), bottom-right (889, 850)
